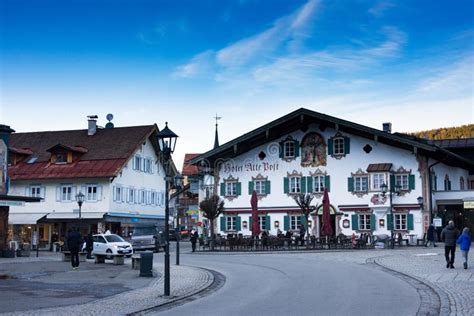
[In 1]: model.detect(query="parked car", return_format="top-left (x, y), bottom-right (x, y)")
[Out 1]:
top-left (131, 225), bottom-right (165, 252)
top-left (92, 234), bottom-right (133, 257)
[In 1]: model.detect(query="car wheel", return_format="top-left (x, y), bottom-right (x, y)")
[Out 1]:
top-left (106, 249), bottom-right (113, 260)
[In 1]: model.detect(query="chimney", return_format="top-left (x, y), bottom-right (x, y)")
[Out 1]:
top-left (87, 115), bottom-right (98, 136)
top-left (382, 122), bottom-right (392, 133)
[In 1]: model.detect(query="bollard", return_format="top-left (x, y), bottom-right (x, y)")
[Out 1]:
top-left (139, 251), bottom-right (153, 277)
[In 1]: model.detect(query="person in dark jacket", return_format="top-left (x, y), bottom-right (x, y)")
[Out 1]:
top-left (85, 233), bottom-right (94, 259)
top-left (190, 230), bottom-right (198, 252)
top-left (425, 224), bottom-right (437, 247)
top-left (456, 227), bottom-right (471, 269)
top-left (441, 220), bottom-right (459, 269)
top-left (67, 228), bottom-right (83, 270)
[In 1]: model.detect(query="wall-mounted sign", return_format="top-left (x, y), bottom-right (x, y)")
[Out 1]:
top-left (223, 162), bottom-right (279, 174)
top-left (0, 200), bottom-right (25, 207)
top-left (463, 201), bottom-right (474, 209)
top-left (433, 217), bottom-right (442, 227)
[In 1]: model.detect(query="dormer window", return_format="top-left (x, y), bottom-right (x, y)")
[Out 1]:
top-left (55, 153), bottom-right (67, 164)
top-left (47, 144), bottom-right (88, 164)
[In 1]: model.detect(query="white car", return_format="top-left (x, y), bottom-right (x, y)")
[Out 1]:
top-left (92, 234), bottom-right (133, 257)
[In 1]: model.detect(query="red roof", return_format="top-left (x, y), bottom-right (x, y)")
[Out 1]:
top-left (9, 125), bottom-right (157, 180)
top-left (182, 153), bottom-right (201, 176)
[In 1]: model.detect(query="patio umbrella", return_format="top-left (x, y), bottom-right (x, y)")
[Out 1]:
top-left (320, 188), bottom-right (334, 236)
top-left (251, 190), bottom-right (261, 237)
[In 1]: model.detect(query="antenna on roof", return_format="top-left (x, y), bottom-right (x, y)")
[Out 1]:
top-left (105, 113), bottom-right (114, 129)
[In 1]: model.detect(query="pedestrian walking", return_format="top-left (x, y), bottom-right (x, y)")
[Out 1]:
top-left (67, 228), bottom-right (83, 270)
top-left (456, 227), bottom-right (471, 269)
top-left (425, 224), bottom-right (437, 247)
top-left (299, 224), bottom-right (305, 246)
top-left (85, 233), bottom-right (94, 259)
top-left (441, 220), bottom-right (459, 269)
top-left (190, 229), bottom-right (198, 252)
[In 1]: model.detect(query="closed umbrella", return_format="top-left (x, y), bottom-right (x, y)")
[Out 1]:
top-left (320, 188), bottom-right (334, 236)
top-left (251, 190), bottom-right (260, 237)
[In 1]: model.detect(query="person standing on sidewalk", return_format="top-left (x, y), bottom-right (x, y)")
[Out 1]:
top-left (67, 228), bottom-right (83, 270)
top-left (425, 224), bottom-right (437, 247)
top-left (456, 227), bottom-right (471, 269)
top-left (441, 220), bottom-right (459, 269)
top-left (190, 229), bottom-right (198, 252)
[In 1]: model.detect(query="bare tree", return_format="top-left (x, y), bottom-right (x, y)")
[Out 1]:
top-left (199, 195), bottom-right (225, 251)
top-left (293, 193), bottom-right (318, 245)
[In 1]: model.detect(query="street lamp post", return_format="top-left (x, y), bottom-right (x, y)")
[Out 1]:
top-left (381, 180), bottom-right (401, 249)
top-left (75, 192), bottom-right (85, 234)
top-left (156, 122), bottom-right (179, 297)
top-left (174, 174), bottom-right (184, 266)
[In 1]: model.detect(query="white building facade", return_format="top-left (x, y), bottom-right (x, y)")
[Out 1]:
top-left (190, 109), bottom-right (474, 242)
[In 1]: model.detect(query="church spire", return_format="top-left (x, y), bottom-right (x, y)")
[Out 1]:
top-left (214, 114), bottom-right (221, 149)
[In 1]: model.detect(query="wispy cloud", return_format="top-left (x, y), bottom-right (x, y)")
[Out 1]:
top-left (172, 50), bottom-right (215, 78)
top-left (368, 1), bottom-right (395, 17)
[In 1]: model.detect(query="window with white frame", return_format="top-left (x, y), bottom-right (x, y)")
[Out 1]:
top-left (394, 213), bottom-right (407, 230)
top-left (140, 190), bottom-right (146, 204)
top-left (225, 182), bottom-right (237, 196)
top-left (86, 185), bottom-right (98, 201)
top-left (371, 173), bottom-right (386, 190)
top-left (289, 215), bottom-right (302, 230)
top-left (30, 186), bottom-right (42, 198)
top-left (258, 215), bottom-right (267, 231)
top-left (289, 177), bottom-right (301, 193)
top-left (354, 176), bottom-right (368, 192)
top-left (333, 137), bottom-right (345, 155)
top-left (115, 186), bottom-right (123, 202)
top-left (312, 176), bottom-right (325, 193)
top-left (55, 153), bottom-right (67, 164)
top-left (134, 155), bottom-right (142, 171)
top-left (226, 216), bottom-right (237, 231)
top-left (151, 192), bottom-right (157, 205)
top-left (254, 180), bottom-right (266, 195)
top-left (61, 185), bottom-right (72, 201)
top-left (359, 214), bottom-right (371, 230)
top-left (395, 174), bottom-right (409, 191)
top-left (284, 141), bottom-right (295, 158)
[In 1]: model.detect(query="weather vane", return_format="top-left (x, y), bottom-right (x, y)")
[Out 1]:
top-left (214, 114), bottom-right (222, 126)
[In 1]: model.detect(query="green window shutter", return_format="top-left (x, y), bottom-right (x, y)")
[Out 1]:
top-left (370, 214), bottom-right (376, 231)
top-left (279, 141), bottom-right (284, 158)
top-left (387, 214), bottom-right (393, 230)
top-left (409, 175), bottom-right (415, 190)
top-left (300, 215), bottom-right (307, 229)
top-left (390, 174), bottom-right (395, 189)
top-left (284, 177), bottom-right (289, 194)
top-left (351, 214), bottom-right (359, 230)
top-left (294, 140), bottom-right (300, 158)
top-left (265, 215), bottom-right (271, 230)
top-left (284, 216), bottom-right (289, 231)
top-left (328, 138), bottom-right (333, 155)
top-left (307, 177), bottom-right (313, 193)
top-left (220, 183), bottom-right (225, 196)
top-left (344, 137), bottom-right (350, 154)
top-left (248, 181), bottom-right (254, 195)
top-left (407, 214), bottom-right (414, 230)
top-left (301, 177), bottom-right (306, 193)
top-left (348, 177), bottom-right (354, 192)
top-left (265, 180), bottom-right (271, 194)
top-left (325, 176), bottom-right (331, 192)
top-left (236, 216), bottom-right (242, 231)
top-left (220, 216), bottom-right (226, 231)
top-left (236, 182), bottom-right (242, 196)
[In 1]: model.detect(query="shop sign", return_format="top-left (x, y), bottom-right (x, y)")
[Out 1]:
top-left (0, 200), bottom-right (25, 207)
top-left (433, 217), bottom-right (442, 227)
top-left (463, 201), bottom-right (474, 209)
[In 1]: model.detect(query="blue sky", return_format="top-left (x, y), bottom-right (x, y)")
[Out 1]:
top-left (1, 0), bottom-right (473, 168)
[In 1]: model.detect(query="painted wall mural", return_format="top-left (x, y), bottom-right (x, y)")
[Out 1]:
top-left (301, 133), bottom-right (327, 167)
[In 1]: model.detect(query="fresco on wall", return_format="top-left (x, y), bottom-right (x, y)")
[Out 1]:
top-left (301, 133), bottom-right (327, 167)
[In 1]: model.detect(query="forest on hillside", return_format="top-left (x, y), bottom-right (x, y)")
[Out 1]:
top-left (411, 124), bottom-right (474, 139)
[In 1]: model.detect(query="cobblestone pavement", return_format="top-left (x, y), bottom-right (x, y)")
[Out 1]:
top-left (1, 257), bottom-right (214, 316)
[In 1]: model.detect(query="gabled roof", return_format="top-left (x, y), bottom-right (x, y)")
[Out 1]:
top-left (189, 108), bottom-right (474, 171)
top-left (182, 153), bottom-right (201, 176)
top-left (9, 125), bottom-right (160, 180)
top-left (9, 147), bottom-right (33, 155)
top-left (46, 144), bottom-right (89, 154)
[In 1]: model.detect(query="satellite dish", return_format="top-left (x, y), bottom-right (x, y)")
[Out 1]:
top-left (106, 113), bottom-right (114, 122)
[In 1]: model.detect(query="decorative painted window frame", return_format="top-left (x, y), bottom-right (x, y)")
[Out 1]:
top-left (223, 175), bottom-right (240, 201)
top-left (393, 166), bottom-right (414, 196)
top-left (287, 170), bottom-right (303, 195)
top-left (351, 169), bottom-right (369, 197)
top-left (309, 168), bottom-right (327, 198)
top-left (280, 135), bottom-right (298, 162)
top-left (251, 173), bottom-right (269, 199)
top-left (329, 132), bottom-right (349, 159)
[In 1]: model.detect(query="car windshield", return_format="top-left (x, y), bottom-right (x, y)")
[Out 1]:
top-left (133, 227), bottom-right (156, 236)
top-left (104, 235), bottom-right (125, 243)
